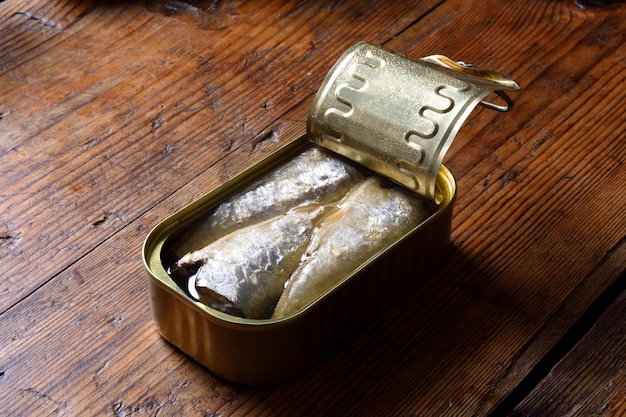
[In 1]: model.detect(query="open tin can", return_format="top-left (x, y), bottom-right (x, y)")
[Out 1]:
top-left (143, 42), bottom-right (518, 385)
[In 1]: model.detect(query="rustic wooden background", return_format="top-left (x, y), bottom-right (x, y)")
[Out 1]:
top-left (1, 0), bottom-right (624, 415)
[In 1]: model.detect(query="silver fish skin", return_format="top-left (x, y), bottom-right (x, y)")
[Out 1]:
top-left (179, 205), bottom-right (327, 319)
top-left (171, 147), bottom-right (364, 257)
top-left (272, 177), bottom-right (434, 318)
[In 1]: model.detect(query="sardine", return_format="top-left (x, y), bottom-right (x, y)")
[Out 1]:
top-left (272, 177), bottom-right (434, 318)
top-left (170, 147), bottom-right (364, 257)
top-left (172, 205), bottom-right (328, 319)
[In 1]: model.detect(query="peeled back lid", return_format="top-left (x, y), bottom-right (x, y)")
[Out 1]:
top-left (307, 41), bottom-right (520, 202)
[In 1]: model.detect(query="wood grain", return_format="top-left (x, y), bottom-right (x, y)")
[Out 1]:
top-left (0, 0), bottom-right (441, 314)
top-left (0, 0), bottom-right (624, 416)
top-left (511, 276), bottom-right (626, 417)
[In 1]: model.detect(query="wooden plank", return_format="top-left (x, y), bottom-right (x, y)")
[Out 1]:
top-left (510, 278), bottom-right (625, 417)
top-left (0, 0), bottom-right (624, 416)
top-left (0, 0), bottom-right (441, 313)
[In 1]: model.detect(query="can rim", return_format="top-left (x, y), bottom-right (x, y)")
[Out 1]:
top-left (142, 149), bottom-right (456, 328)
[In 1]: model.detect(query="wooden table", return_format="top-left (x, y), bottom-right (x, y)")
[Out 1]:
top-left (1, 0), bottom-right (624, 415)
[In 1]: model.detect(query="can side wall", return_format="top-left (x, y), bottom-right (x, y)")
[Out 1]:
top-left (150, 281), bottom-right (321, 385)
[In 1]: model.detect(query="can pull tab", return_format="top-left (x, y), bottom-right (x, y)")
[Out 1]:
top-left (420, 55), bottom-right (519, 112)
top-left (308, 42), bottom-right (520, 202)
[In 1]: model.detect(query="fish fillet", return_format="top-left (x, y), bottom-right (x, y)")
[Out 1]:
top-left (173, 205), bottom-right (328, 319)
top-left (272, 177), bottom-right (434, 318)
top-left (170, 147), bottom-right (364, 257)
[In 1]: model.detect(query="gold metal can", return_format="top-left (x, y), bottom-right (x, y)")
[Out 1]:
top-left (142, 42), bottom-right (518, 385)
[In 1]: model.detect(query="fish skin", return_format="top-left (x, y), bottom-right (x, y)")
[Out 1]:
top-left (272, 177), bottom-right (434, 318)
top-left (171, 147), bottom-right (364, 257)
top-left (176, 205), bottom-right (327, 319)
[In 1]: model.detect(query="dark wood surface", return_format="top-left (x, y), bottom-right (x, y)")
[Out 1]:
top-left (1, 0), bottom-right (624, 415)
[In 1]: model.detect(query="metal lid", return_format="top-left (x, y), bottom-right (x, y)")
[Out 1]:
top-left (307, 42), bottom-right (519, 202)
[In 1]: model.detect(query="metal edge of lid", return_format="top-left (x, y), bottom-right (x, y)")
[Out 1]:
top-left (307, 41), bottom-right (519, 202)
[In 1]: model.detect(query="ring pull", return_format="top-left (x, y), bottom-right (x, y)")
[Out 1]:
top-left (421, 54), bottom-right (519, 112)
top-left (479, 90), bottom-right (514, 112)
